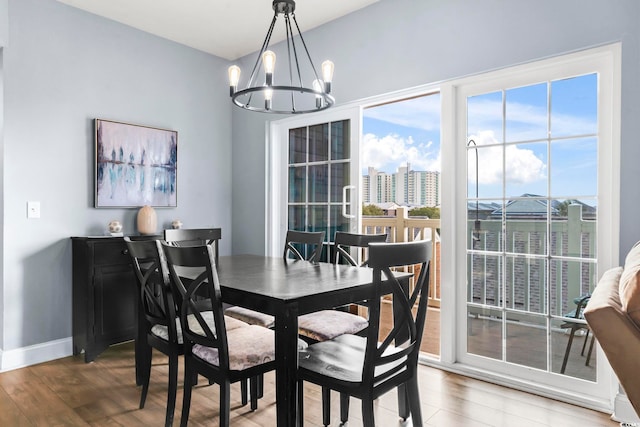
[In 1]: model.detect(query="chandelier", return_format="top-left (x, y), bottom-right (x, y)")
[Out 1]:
top-left (228, 0), bottom-right (335, 114)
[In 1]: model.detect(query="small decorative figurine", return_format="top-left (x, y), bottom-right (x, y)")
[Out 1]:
top-left (108, 220), bottom-right (123, 236)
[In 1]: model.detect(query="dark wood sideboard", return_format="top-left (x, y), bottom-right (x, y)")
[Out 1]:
top-left (72, 236), bottom-right (139, 363)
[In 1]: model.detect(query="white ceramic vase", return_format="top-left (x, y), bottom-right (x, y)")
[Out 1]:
top-left (137, 205), bottom-right (157, 235)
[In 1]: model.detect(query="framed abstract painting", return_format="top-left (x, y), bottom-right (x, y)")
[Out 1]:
top-left (95, 119), bottom-right (177, 208)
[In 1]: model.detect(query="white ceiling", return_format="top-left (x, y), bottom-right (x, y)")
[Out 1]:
top-left (56, 0), bottom-right (380, 60)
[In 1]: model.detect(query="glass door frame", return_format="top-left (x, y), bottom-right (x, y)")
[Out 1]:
top-left (267, 106), bottom-right (362, 257)
top-left (446, 43), bottom-right (620, 408)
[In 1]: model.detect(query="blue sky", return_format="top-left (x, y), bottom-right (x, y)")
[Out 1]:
top-left (362, 73), bottom-right (598, 200)
top-left (362, 94), bottom-right (441, 175)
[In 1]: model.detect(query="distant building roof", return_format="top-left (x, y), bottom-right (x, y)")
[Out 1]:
top-left (372, 202), bottom-right (401, 210)
top-left (488, 194), bottom-right (595, 218)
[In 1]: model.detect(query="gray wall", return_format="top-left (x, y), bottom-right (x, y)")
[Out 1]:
top-left (231, 0), bottom-right (640, 260)
top-left (2, 0), bottom-right (232, 351)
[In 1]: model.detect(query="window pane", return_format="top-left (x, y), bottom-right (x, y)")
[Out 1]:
top-left (308, 205), bottom-right (328, 238)
top-left (331, 120), bottom-right (350, 160)
top-left (506, 312), bottom-right (547, 370)
top-left (469, 145), bottom-right (503, 199)
top-left (308, 165), bottom-right (328, 203)
top-left (550, 138), bottom-right (597, 197)
top-left (468, 199), bottom-right (502, 252)
top-left (505, 196), bottom-right (547, 256)
top-left (550, 198), bottom-right (597, 258)
top-left (468, 91), bottom-right (503, 144)
top-left (551, 74), bottom-right (597, 138)
top-left (289, 127), bottom-right (306, 164)
top-left (468, 253), bottom-right (502, 307)
top-left (550, 317), bottom-right (596, 380)
top-left (505, 255), bottom-right (547, 314)
top-left (505, 142), bottom-right (547, 198)
top-left (549, 259), bottom-right (596, 317)
top-left (506, 83), bottom-right (548, 142)
top-left (330, 205), bottom-right (349, 237)
top-left (288, 166), bottom-right (306, 203)
top-left (467, 306), bottom-right (503, 360)
top-left (309, 124), bottom-right (328, 162)
top-left (331, 162), bottom-right (349, 203)
top-left (288, 205), bottom-right (306, 231)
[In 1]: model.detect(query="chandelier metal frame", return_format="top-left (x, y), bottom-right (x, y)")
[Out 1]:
top-left (228, 0), bottom-right (335, 114)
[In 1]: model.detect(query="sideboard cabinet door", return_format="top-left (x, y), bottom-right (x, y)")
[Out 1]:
top-left (72, 237), bottom-right (137, 362)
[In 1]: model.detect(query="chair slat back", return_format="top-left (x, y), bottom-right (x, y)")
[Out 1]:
top-left (363, 240), bottom-right (432, 389)
top-left (160, 242), bottom-right (230, 369)
top-left (283, 230), bottom-right (325, 263)
top-left (124, 237), bottom-right (177, 338)
top-left (164, 228), bottom-right (222, 264)
top-left (333, 231), bottom-right (387, 266)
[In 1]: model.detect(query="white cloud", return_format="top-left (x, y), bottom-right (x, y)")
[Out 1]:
top-left (468, 131), bottom-right (546, 185)
top-left (362, 133), bottom-right (440, 173)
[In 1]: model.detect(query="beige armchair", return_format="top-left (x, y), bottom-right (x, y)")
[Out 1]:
top-left (584, 242), bottom-right (640, 419)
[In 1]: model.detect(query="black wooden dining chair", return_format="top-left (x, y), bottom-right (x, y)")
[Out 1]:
top-left (125, 237), bottom-right (181, 426)
top-left (164, 228), bottom-right (222, 265)
top-left (126, 237), bottom-right (251, 426)
top-left (296, 231), bottom-right (387, 342)
top-left (333, 231), bottom-right (388, 267)
top-left (298, 239), bottom-right (432, 427)
top-left (160, 242), bottom-right (277, 427)
top-left (283, 230), bottom-right (325, 262)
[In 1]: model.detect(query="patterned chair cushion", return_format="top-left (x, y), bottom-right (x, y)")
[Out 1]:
top-left (224, 306), bottom-right (276, 329)
top-left (298, 310), bottom-right (369, 342)
top-left (151, 312), bottom-right (247, 344)
top-left (192, 325), bottom-right (276, 371)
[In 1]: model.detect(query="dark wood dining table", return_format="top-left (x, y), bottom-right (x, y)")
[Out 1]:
top-left (213, 254), bottom-right (411, 427)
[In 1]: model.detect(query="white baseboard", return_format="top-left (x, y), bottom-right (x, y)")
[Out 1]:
top-left (0, 337), bottom-right (73, 372)
top-left (613, 393), bottom-right (640, 424)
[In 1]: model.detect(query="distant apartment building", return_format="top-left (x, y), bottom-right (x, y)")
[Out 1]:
top-left (362, 164), bottom-right (440, 207)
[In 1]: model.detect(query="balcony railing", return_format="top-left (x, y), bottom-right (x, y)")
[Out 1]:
top-left (362, 206), bottom-right (441, 307)
top-left (360, 203), bottom-right (594, 318)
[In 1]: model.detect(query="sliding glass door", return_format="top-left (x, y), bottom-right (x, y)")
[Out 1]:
top-left (453, 45), bottom-right (619, 402)
top-left (268, 108), bottom-right (361, 257)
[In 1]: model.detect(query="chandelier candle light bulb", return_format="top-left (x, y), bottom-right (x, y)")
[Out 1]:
top-left (321, 60), bottom-right (334, 93)
top-left (264, 88), bottom-right (273, 110)
top-left (312, 79), bottom-right (323, 108)
top-left (262, 50), bottom-right (276, 86)
top-left (228, 65), bottom-right (241, 96)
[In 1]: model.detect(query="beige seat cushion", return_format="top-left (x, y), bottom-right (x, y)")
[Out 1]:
top-left (192, 325), bottom-right (275, 371)
top-left (151, 312), bottom-right (247, 344)
top-left (224, 305), bottom-right (276, 329)
top-left (298, 310), bottom-right (369, 342)
top-left (619, 242), bottom-right (640, 327)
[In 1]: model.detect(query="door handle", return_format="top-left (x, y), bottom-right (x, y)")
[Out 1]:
top-left (342, 185), bottom-right (356, 219)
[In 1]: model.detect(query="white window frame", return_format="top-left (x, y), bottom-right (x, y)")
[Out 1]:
top-left (266, 106), bottom-right (362, 257)
top-left (439, 43), bottom-right (621, 412)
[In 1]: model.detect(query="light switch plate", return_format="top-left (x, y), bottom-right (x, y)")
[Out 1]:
top-left (27, 201), bottom-right (40, 219)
